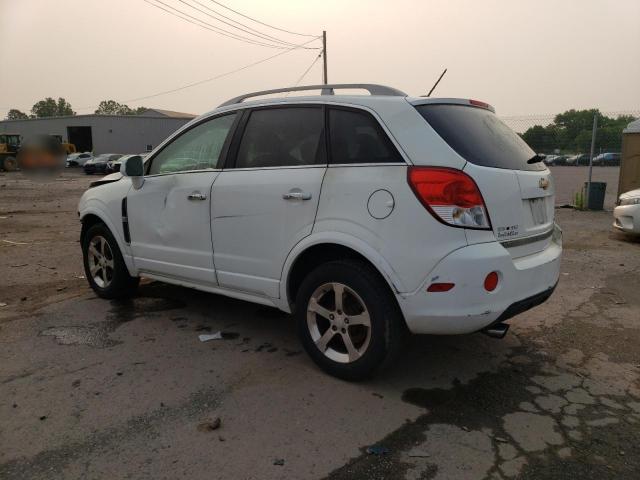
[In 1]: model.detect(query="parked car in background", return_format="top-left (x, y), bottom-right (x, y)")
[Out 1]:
top-left (564, 154), bottom-right (578, 166)
top-left (552, 155), bottom-right (569, 166)
top-left (613, 188), bottom-right (640, 234)
top-left (571, 153), bottom-right (591, 166)
top-left (106, 154), bottom-right (148, 174)
top-left (83, 153), bottom-right (122, 175)
top-left (543, 155), bottom-right (569, 166)
top-left (77, 84), bottom-right (562, 379)
top-left (66, 152), bottom-right (93, 167)
top-left (593, 152), bottom-right (621, 166)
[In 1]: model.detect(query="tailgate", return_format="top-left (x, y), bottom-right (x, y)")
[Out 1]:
top-left (464, 163), bottom-right (555, 258)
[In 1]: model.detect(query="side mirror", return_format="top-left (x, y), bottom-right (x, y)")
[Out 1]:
top-left (121, 155), bottom-right (144, 189)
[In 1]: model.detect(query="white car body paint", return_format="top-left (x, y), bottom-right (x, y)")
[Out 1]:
top-left (613, 188), bottom-right (640, 234)
top-left (78, 91), bottom-right (562, 335)
top-left (126, 171), bottom-right (221, 285)
top-left (211, 166), bottom-right (326, 298)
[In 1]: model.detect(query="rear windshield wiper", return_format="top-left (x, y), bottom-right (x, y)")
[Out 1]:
top-left (527, 154), bottom-right (545, 164)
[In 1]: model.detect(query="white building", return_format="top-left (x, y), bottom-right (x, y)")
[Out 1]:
top-left (0, 109), bottom-right (195, 154)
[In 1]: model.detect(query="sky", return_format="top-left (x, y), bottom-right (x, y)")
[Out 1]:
top-left (1, 0), bottom-right (639, 118)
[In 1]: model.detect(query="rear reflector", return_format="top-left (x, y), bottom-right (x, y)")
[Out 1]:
top-left (427, 282), bottom-right (455, 292)
top-left (408, 167), bottom-right (491, 230)
top-left (484, 272), bottom-right (499, 292)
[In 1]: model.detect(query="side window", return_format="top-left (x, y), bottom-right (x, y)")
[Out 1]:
top-left (235, 107), bottom-right (324, 168)
top-left (148, 113), bottom-right (236, 175)
top-left (329, 108), bottom-right (403, 164)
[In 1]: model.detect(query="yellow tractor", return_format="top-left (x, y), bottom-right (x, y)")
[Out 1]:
top-left (0, 133), bottom-right (20, 171)
top-left (51, 135), bottom-right (77, 154)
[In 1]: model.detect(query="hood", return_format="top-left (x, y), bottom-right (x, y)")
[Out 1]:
top-left (620, 188), bottom-right (640, 199)
top-left (89, 172), bottom-right (123, 188)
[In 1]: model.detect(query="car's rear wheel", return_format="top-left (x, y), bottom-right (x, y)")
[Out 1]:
top-left (295, 259), bottom-right (405, 380)
top-left (82, 223), bottom-right (139, 299)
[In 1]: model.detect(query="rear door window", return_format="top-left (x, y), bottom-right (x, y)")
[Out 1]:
top-left (328, 108), bottom-right (403, 164)
top-left (415, 104), bottom-right (544, 171)
top-left (234, 107), bottom-right (324, 168)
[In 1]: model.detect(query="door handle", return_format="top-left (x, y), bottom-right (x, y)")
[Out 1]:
top-left (283, 191), bottom-right (312, 201)
top-left (188, 192), bottom-right (207, 201)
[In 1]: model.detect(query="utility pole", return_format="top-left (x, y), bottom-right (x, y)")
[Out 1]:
top-left (322, 30), bottom-right (328, 84)
top-left (586, 113), bottom-right (598, 208)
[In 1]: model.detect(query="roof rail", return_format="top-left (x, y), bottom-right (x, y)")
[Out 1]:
top-left (219, 83), bottom-right (407, 107)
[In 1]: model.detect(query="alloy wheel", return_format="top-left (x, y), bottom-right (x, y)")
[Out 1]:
top-left (87, 235), bottom-right (114, 288)
top-left (306, 282), bottom-right (372, 363)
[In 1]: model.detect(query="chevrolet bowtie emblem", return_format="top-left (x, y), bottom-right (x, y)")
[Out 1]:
top-left (539, 178), bottom-right (550, 190)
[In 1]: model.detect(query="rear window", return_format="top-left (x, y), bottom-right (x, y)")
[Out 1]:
top-left (415, 104), bottom-right (544, 171)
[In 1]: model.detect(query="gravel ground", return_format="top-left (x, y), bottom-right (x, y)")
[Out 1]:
top-left (1, 167), bottom-right (639, 480)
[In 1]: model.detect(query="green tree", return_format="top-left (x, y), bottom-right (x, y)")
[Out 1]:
top-left (95, 100), bottom-right (147, 115)
top-left (522, 124), bottom-right (559, 153)
top-left (31, 97), bottom-right (75, 118)
top-left (521, 109), bottom-right (636, 154)
top-left (6, 109), bottom-right (29, 120)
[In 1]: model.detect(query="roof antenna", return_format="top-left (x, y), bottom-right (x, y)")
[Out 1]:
top-left (425, 68), bottom-right (447, 97)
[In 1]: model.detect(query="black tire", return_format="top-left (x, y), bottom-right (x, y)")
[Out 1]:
top-left (82, 223), bottom-right (139, 299)
top-left (295, 259), bottom-right (406, 381)
top-left (3, 156), bottom-right (17, 171)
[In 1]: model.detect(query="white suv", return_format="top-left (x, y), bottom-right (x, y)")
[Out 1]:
top-left (78, 84), bottom-right (562, 379)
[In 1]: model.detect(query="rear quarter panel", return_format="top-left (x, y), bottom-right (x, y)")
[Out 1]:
top-left (312, 164), bottom-right (468, 294)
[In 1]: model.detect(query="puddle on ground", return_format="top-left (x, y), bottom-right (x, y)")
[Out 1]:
top-left (40, 295), bottom-right (186, 348)
top-left (325, 345), bottom-right (640, 480)
top-left (40, 325), bottom-right (119, 348)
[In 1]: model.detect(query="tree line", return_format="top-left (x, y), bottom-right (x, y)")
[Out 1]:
top-left (5, 98), bottom-right (148, 120)
top-left (521, 109), bottom-right (635, 154)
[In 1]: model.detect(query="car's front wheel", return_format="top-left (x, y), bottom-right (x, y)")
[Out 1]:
top-left (296, 259), bottom-right (405, 380)
top-left (82, 223), bottom-right (139, 299)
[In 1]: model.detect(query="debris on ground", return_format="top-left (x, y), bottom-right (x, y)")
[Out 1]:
top-left (197, 417), bottom-right (221, 432)
top-left (273, 458), bottom-right (285, 466)
top-left (198, 332), bottom-right (223, 342)
top-left (1, 239), bottom-right (29, 245)
top-left (221, 331), bottom-right (239, 340)
top-left (366, 445), bottom-right (389, 455)
top-left (407, 451), bottom-right (431, 458)
top-left (0, 302), bottom-right (7, 307)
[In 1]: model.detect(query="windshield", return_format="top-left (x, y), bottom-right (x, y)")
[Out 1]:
top-left (415, 104), bottom-right (545, 171)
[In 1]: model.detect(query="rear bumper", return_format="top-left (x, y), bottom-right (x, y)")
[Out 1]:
top-left (397, 224), bottom-right (562, 334)
top-left (613, 204), bottom-right (640, 234)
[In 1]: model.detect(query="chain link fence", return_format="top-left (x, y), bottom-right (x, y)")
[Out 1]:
top-left (499, 110), bottom-right (639, 208)
top-left (500, 110), bottom-right (639, 166)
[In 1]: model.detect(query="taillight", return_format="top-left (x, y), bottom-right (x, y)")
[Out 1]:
top-left (407, 166), bottom-right (491, 230)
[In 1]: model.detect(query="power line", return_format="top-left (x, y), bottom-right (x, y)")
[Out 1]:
top-left (76, 36), bottom-right (321, 111)
top-left (146, 0), bottom-right (293, 49)
top-left (179, 0), bottom-right (303, 48)
top-left (145, 0), bottom-right (315, 49)
top-left (287, 52), bottom-right (322, 94)
top-left (206, 0), bottom-right (316, 37)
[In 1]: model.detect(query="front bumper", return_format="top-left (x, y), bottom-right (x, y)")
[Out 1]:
top-left (613, 204), bottom-right (640, 234)
top-left (397, 224), bottom-right (562, 335)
